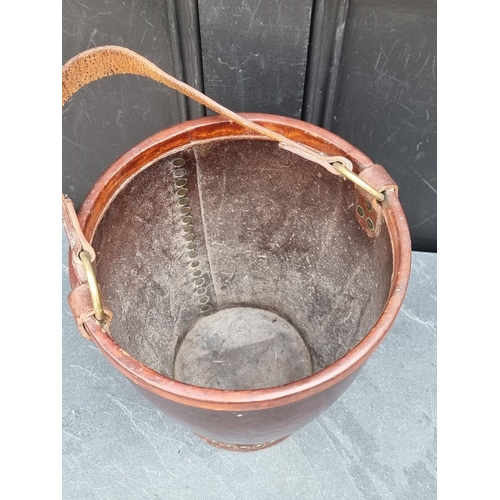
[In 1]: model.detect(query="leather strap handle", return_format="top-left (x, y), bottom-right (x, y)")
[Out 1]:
top-left (62, 45), bottom-right (349, 177)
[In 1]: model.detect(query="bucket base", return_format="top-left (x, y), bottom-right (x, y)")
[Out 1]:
top-left (197, 434), bottom-right (289, 452)
top-left (174, 307), bottom-right (313, 390)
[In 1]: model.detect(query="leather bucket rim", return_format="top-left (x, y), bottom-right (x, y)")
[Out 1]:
top-left (68, 113), bottom-right (412, 412)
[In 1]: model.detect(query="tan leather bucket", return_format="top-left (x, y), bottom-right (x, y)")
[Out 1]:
top-left (62, 46), bottom-right (411, 451)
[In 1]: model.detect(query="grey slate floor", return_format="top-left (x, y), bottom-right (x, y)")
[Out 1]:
top-left (62, 233), bottom-right (436, 500)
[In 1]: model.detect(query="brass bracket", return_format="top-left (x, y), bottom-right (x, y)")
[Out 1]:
top-left (79, 250), bottom-right (105, 321)
top-left (331, 160), bottom-right (385, 202)
top-left (278, 142), bottom-right (384, 201)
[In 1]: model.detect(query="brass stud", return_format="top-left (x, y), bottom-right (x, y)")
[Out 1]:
top-left (365, 200), bottom-right (373, 211)
top-left (357, 205), bottom-right (365, 218)
top-left (367, 218), bottom-right (374, 230)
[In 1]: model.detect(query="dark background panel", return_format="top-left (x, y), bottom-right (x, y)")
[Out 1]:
top-left (198, 0), bottom-right (313, 118)
top-left (62, 0), bottom-right (204, 209)
top-left (302, 0), bottom-right (349, 128)
top-left (330, 0), bottom-right (437, 251)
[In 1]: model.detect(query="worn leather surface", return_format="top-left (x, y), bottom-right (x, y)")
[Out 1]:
top-left (357, 163), bottom-right (398, 199)
top-left (68, 283), bottom-right (113, 340)
top-left (92, 139), bottom-right (393, 381)
top-left (62, 195), bottom-right (95, 283)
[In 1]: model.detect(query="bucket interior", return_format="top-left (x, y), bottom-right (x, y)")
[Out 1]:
top-left (92, 138), bottom-right (393, 390)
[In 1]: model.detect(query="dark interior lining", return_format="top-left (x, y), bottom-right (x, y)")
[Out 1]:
top-left (93, 138), bottom-right (393, 388)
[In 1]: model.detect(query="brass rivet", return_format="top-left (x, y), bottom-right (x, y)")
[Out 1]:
top-left (196, 287), bottom-right (207, 295)
top-left (200, 305), bottom-right (210, 313)
top-left (180, 206), bottom-right (191, 215)
top-left (173, 168), bottom-right (186, 177)
top-left (183, 225), bottom-right (194, 233)
top-left (176, 188), bottom-right (189, 197)
top-left (194, 278), bottom-right (204, 287)
top-left (182, 216), bottom-right (193, 225)
top-left (188, 250), bottom-right (198, 259)
top-left (365, 200), bottom-right (373, 211)
top-left (187, 242), bottom-right (196, 250)
top-left (192, 269), bottom-right (202, 277)
top-left (191, 260), bottom-right (200, 268)
top-left (173, 158), bottom-right (185, 166)
top-left (184, 233), bottom-right (195, 242)
top-left (199, 295), bottom-right (209, 304)
top-left (175, 179), bottom-right (187, 188)
top-left (367, 218), bottom-right (374, 230)
top-left (357, 206), bottom-right (365, 218)
top-left (178, 197), bottom-right (189, 206)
